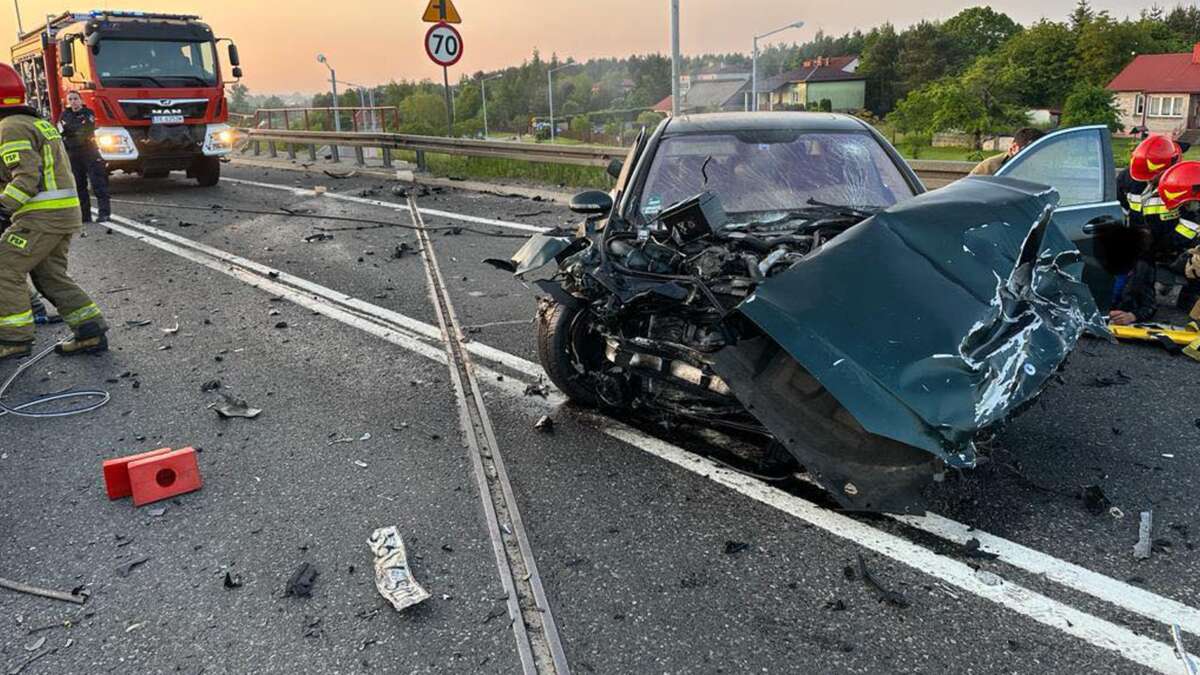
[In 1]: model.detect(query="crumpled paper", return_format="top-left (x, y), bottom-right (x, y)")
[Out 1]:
top-left (368, 526), bottom-right (429, 612)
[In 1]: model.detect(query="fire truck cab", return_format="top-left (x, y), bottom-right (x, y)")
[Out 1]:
top-left (11, 11), bottom-right (242, 186)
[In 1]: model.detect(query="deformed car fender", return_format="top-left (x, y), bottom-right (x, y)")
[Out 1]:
top-left (725, 176), bottom-right (1107, 468)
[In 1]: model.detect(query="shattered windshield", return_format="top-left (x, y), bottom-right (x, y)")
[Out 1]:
top-left (633, 131), bottom-right (914, 222)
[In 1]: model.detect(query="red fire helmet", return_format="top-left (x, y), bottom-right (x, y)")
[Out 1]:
top-left (0, 64), bottom-right (24, 107)
top-left (1157, 161), bottom-right (1200, 211)
top-left (1130, 134), bottom-right (1182, 182)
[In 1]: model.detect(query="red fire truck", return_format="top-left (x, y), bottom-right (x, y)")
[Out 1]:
top-left (10, 11), bottom-right (242, 186)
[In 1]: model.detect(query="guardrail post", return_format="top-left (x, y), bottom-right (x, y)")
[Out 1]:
top-left (287, 143), bottom-right (296, 160)
top-left (415, 149), bottom-right (427, 172)
top-left (354, 146), bottom-right (365, 166)
top-left (308, 144), bottom-right (317, 161)
top-left (381, 147), bottom-right (393, 168)
top-left (330, 144), bottom-right (340, 163)
top-left (253, 140), bottom-right (261, 156)
top-left (268, 140), bottom-right (277, 158)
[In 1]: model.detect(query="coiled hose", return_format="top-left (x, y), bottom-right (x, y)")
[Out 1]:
top-left (0, 339), bottom-right (110, 418)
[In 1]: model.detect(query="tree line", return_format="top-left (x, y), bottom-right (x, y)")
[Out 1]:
top-left (230, 1), bottom-right (1200, 142)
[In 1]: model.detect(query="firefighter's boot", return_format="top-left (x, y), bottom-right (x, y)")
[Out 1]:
top-left (55, 325), bottom-right (108, 356)
top-left (0, 341), bottom-right (32, 362)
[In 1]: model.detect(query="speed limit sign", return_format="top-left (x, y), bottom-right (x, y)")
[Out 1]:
top-left (425, 22), bottom-right (463, 67)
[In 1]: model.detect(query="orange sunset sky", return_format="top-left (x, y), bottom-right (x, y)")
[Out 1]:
top-left (0, 1), bottom-right (1155, 93)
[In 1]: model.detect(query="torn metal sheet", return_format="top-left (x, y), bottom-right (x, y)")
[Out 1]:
top-left (732, 177), bottom-right (1104, 465)
top-left (368, 526), bottom-right (430, 612)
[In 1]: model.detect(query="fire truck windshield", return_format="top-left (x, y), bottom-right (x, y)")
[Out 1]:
top-left (93, 39), bottom-right (218, 87)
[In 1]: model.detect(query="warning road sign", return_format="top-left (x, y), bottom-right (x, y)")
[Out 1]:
top-left (422, 0), bottom-right (461, 23)
top-left (425, 22), bottom-right (463, 67)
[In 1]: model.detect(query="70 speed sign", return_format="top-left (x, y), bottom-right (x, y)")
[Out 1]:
top-left (425, 22), bottom-right (463, 67)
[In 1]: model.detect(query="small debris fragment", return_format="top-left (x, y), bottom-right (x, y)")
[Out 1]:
top-left (146, 505), bottom-right (168, 517)
top-left (115, 557), bottom-right (150, 578)
top-left (1134, 510), bottom-right (1154, 560)
top-left (1081, 485), bottom-right (1110, 516)
top-left (962, 538), bottom-right (999, 560)
top-left (286, 563), bottom-right (318, 598)
top-left (161, 321), bottom-right (180, 335)
top-left (359, 432), bottom-right (372, 442)
top-left (212, 393), bottom-right (262, 419)
top-left (1171, 624), bottom-right (1199, 675)
top-left (124, 319), bottom-right (153, 328)
top-left (390, 242), bottom-right (419, 259)
top-left (323, 169), bottom-right (358, 179)
top-left (23, 637), bottom-right (45, 652)
top-left (200, 380), bottom-right (221, 393)
top-left (274, 321), bottom-right (288, 329)
top-left (856, 553), bottom-right (910, 608)
top-left (223, 572), bottom-right (243, 589)
top-left (824, 598), bottom-right (847, 611)
top-left (353, 460), bottom-right (369, 468)
top-left (368, 526), bottom-right (430, 612)
top-left (1085, 370), bottom-right (1132, 387)
top-left (523, 381), bottom-right (550, 398)
top-left (0, 577), bottom-right (87, 605)
top-left (534, 416), bottom-right (554, 433)
top-left (723, 541), bottom-right (749, 556)
top-left (303, 233), bottom-right (334, 243)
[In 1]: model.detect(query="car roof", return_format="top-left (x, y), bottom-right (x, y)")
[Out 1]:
top-left (662, 112), bottom-right (868, 135)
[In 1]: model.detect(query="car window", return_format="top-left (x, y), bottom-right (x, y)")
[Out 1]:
top-left (1000, 129), bottom-right (1105, 207)
top-left (632, 131), bottom-right (914, 222)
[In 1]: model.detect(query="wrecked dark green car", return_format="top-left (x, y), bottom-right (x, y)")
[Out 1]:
top-left (507, 113), bottom-right (1109, 513)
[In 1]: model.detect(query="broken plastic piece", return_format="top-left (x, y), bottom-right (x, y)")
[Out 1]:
top-left (1134, 511), bottom-right (1154, 560)
top-left (534, 415), bottom-right (554, 432)
top-left (368, 526), bottom-right (430, 612)
top-left (856, 553), bottom-right (910, 608)
top-left (213, 393), bottom-right (262, 419)
top-left (286, 562), bottom-right (318, 598)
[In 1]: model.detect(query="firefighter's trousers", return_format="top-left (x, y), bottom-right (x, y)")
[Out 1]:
top-left (0, 226), bottom-right (106, 344)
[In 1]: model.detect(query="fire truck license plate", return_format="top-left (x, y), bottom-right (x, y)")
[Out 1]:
top-left (151, 114), bottom-right (184, 124)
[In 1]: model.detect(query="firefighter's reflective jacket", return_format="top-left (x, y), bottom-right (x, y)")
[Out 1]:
top-left (0, 106), bottom-right (80, 233)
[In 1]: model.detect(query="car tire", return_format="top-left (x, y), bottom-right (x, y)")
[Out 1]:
top-left (193, 157), bottom-right (220, 187)
top-left (535, 299), bottom-right (603, 407)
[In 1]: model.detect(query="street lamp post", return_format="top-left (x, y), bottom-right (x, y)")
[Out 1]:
top-left (751, 20), bottom-right (804, 112)
top-left (316, 54), bottom-right (341, 131)
top-left (670, 0), bottom-right (681, 117)
top-left (481, 74), bottom-right (503, 139)
top-left (548, 62), bottom-right (579, 143)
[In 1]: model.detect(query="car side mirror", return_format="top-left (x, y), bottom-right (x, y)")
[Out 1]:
top-left (606, 159), bottom-right (623, 180)
top-left (569, 190), bottom-right (613, 216)
top-left (227, 43), bottom-right (241, 67)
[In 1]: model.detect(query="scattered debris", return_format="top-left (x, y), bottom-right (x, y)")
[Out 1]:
top-left (23, 637), bottom-right (45, 652)
top-left (359, 432), bottom-right (372, 442)
top-left (303, 232), bottom-right (335, 243)
top-left (0, 577), bottom-right (86, 605)
top-left (856, 553), bottom-right (910, 608)
top-left (962, 538), bottom-right (999, 560)
top-left (1172, 624), bottom-right (1199, 675)
top-left (302, 615), bottom-right (322, 638)
top-left (200, 380), bottom-right (221, 393)
top-left (723, 541), bottom-right (749, 556)
top-left (223, 572), bottom-right (243, 589)
top-left (353, 460), bottom-right (369, 468)
top-left (1085, 370), bottom-right (1132, 387)
top-left (368, 525), bottom-right (430, 612)
top-left (146, 505), bottom-right (168, 517)
top-left (115, 557), bottom-right (150, 578)
top-left (286, 562), bottom-right (319, 598)
top-left (212, 393), bottom-right (262, 419)
top-left (390, 242), bottom-right (419, 259)
top-left (6, 644), bottom-right (58, 674)
top-left (1134, 510), bottom-right (1154, 560)
top-left (534, 415), bottom-right (554, 432)
top-left (1081, 485), bottom-right (1111, 516)
top-left (515, 209), bottom-right (556, 218)
top-left (275, 321), bottom-right (288, 329)
top-left (323, 169), bottom-right (358, 179)
top-left (124, 319), bottom-right (153, 328)
top-left (161, 321), bottom-right (180, 335)
top-left (1109, 506), bottom-right (1125, 519)
top-left (523, 381), bottom-right (550, 398)
top-left (824, 598), bottom-right (847, 611)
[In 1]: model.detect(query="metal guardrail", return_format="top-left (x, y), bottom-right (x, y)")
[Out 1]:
top-left (242, 128), bottom-right (976, 184)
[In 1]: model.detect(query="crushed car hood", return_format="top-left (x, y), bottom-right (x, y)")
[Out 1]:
top-left (731, 176), bottom-right (1107, 467)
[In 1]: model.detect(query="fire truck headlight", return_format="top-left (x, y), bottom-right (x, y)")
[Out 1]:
top-left (93, 128), bottom-right (137, 159)
top-left (97, 135), bottom-right (120, 149)
top-left (203, 124), bottom-right (235, 155)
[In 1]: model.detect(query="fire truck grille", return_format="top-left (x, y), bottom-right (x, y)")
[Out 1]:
top-left (119, 99), bottom-right (210, 121)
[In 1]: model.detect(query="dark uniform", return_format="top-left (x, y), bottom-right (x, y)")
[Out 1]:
top-left (0, 105), bottom-right (108, 353)
top-left (59, 105), bottom-right (110, 223)
top-left (1117, 167), bottom-right (1200, 314)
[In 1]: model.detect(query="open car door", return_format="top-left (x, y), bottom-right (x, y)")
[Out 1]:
top-left (995, 125), bottom-right (1126, 308)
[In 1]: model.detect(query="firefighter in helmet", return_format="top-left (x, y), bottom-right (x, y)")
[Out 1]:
top-left (1117, 134), bottom-right (1191, 261)
top-left (1158, 161), bottom-right (1200, 320)
top-left (0, 63), bottom-right (108, 361)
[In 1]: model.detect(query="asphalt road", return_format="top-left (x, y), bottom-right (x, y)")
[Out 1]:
top-left (1, 161), bottom-right (1197, 674)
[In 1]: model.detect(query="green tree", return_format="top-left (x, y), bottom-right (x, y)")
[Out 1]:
top-left (228, 83), bottom-right (250, 113)
top-left (858, 24), bottom-right (902, 115)
top-left (898, 21), bottom-right (954, 92)
top-left (635, 110), bottom-right (663, 129)
top-left (399, 92), bottom-right (448, 136)
top-left (942, 6), bottom-right (1021, 71)
top-left (1060, 84), bottom-right (1122, 131)
top-left (890, 77), bottom-right (1027, 148)
top-left (996, 20), bottom-right (1077, 107)
top-left (1069, 0), bottom-right (1094, 32)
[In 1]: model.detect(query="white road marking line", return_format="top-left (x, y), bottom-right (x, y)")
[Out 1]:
top-left (221, 176), bottom-right (552, 234)
top-left (104, 211), bottom-right (1198, 672)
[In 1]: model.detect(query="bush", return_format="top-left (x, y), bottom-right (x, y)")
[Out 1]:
top-left (819, 99), bottom-right (833, 112)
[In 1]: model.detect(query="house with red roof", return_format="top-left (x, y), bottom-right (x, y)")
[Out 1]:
top-left (1107, 43), bottom-right (1200, 137)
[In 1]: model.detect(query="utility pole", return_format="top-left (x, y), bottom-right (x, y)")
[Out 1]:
top-left (548, 62), bottom-right (578, 143)
top-left (670, 0), bottom-right (680, 117)
top-left (751, 20), bottom-right (804, 112)
top-left (13, 0), bottom-right (24, 37)
top-left (317, 54), bottom-right (341, 131)
top-left (481, 74), bottom-right (502, 139)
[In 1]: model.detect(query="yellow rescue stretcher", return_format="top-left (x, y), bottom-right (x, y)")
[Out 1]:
top-left (1108, 322), bottom-right (1200, 362)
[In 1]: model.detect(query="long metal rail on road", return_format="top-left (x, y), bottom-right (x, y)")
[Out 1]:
top-left (406, 196), bottom-right (571, 675)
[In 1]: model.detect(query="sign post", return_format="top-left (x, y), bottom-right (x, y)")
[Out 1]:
top-left (423, 0), bottom-right (462, 137)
